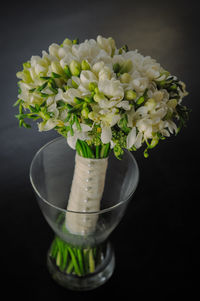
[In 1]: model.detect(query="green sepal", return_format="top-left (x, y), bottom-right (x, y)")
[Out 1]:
top-left (52, 72), bottom-right (61, 78)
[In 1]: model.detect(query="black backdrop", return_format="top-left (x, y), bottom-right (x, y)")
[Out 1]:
top-left (0, 0), bottom-right (199, 297)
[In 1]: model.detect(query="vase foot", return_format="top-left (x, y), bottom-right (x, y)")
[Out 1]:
top-left (47, 241), bottom-right (115, 291)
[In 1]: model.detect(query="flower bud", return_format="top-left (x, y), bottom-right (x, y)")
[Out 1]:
top-left (51, 61), bottom-right (63, 75)
top-left (81, 107), bottom-right (89, 119)
top-left (64, 65), bottom-right (72, 78)
top-left (120, 73), bottom-right (132, 83)
top-left (136, 96), bottom-right (145, 106)
top-left (81, 60), bottom-right (90, 70)
top-left (93, 92), bottom-right (105, 103)
top-left (71, 79), bottom-right (79, 88)
top-left (145, 98), bottom-right (156, 111)
top-left (72, 38), bottom-right (79, 44)
top-left (125, 90), bottom-right (137, 100)
top-left (167, 99), bottom-right (177, 109)
top-left (89, 82), bottom-right (98, 91)
top-left (113, 63), bottom-right (120, 73)
top-left (69, 60), bottom-right (81, 76)
top-left (63, 38), bottom-right (72, 46)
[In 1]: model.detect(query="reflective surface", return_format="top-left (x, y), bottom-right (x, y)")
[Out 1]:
top-left (30, 137), bottom-right (139, 290)
top-left (30, 137), bottom-right (139, 247)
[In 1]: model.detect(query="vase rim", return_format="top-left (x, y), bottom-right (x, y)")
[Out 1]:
top-left (29, 137), bottom-right (139, 215)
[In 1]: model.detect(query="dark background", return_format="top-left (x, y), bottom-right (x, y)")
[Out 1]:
top-left (0, 0), bottom-right (199, 297)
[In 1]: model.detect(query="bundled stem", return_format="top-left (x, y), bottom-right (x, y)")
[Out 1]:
top-left (50, 236), bottom-right (104, 276)
top-left (76, 139), bottom-right (110, 159)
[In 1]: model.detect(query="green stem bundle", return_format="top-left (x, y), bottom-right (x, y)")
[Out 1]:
top-left (50, 236), bottom-right (103, 276)
top-left (76, 139), bottom-right (110, 159)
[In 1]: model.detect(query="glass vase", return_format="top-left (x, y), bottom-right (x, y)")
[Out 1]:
top-left (30, 137), bottom-right (139, 291)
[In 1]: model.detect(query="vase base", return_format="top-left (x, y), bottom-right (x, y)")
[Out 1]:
top-left (47, 241), bottom-right (115, 291)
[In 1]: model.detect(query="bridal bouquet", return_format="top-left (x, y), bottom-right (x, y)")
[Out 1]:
top-left (15, 36), bottom-right (189, 278)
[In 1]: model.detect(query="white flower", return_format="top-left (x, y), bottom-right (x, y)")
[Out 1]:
top-left (126, 127), bottom-right (136, 149)
top-left (60, 53), bottom-right (77, 69)
top-left (136, 119), bottom-right (153, 139)
top-left (80, 70), bottom-right (98, 89)
top-left (72, 39), bottom-right (99, 62)
top-left (134, 132), bottom-right (143, 149)
top-left (97, 35), bottom-right (115, 56)
top-left (92, 61), bottom-right (105, 75)
top-left (100, 111), bottom-right (120, 127)
top-left (101, 126), bottom-right (112, 144)
top-left (49, 43), bottom-right (60, 58)
top-left (165, 120), bottom-right (177, 134)
top-left (98, 98), bottom-right (119, 109)
top-left (38, 119), bottom-right (58, 131)
top-left (112, 54), bottom-right (125, 65)
top-left (98, 79), bottom-right (124, 101)
top-left (17, 35), bottom-right (188, 155)
top-left (67, 124), bottom-right (92, 149)
top-left (132, 77), bottom-right (149, 93)
top-left (98, 66), bottom-right (111, 81)
top-left (47, 102), bottom-right (59, 118)
top-left (116, 100), bottom-right (131, 110)
top-left (55, 88), bottom-right (82, 104)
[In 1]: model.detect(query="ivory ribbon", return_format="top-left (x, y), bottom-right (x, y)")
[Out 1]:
top-left (65, 154), bottom-right (108, 235)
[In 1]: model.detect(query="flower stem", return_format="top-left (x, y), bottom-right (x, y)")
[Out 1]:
top-left (49, 236), bottom-right (104, 277)
top-left (76, 139), bottom-right (110, 159)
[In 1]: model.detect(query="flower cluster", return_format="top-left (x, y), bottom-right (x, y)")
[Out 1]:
top-left (15, 36), bottom-right (189, 158)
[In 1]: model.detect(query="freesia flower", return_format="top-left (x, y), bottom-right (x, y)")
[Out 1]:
top-left (15, 35), bottom-right (189, 158)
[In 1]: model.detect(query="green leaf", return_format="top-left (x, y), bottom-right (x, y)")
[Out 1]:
top-left (63, 65), bottom-right (72, 78)
top-left (74, 115), bottom-right (81, 131)
top-left (52, 72), bottom-right (61, 78)
top-left (29, 88), bottom-right (36, 93)
top-left (36, 82), bottom-right (48, 92)
top-left (40, 92), bottom-right (49, 98)
top-left (13, 99), bottom-right (22, 107)
top-left (57, 100), bottom-right (66, 107)
top-left (118, 115), bottom-right (130, 133)
top-left (40, 76), bottom-right (51, 80)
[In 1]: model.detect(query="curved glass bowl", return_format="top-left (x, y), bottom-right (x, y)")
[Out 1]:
top-left (30, 137), bottom-right (139, 290)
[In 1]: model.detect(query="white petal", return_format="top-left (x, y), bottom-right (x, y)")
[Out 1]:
top-left (47, 103), bottom-right (59, 118)
top-left (80, 123), bottom-right (92, 132)
top-left (98, 66), bottom-right (111, 81)
top-left (71, 76), bottom-right (81, 87)
top-left (98, 79), bottom-right (124, 100)
top-left (110, 140), bottom-right (116, 149)
top-left (38, 119), bottom-right (57, 132)
top-left (80, 70), bottom-right (97, 89)
top-left (35, 64), bottom-right (46, 75)
top-left (60, 53), bottom-right (77, 69)
top-left (116, 101), bottom-right (131, 110)
top-left (92, 61), bottom-right (105, 75)
top-left (126, 127), bottom-right (136, 149)
top-left (49, 43), bottom-right (60, 57)
top-left (101, 126), bottom-right (112, 144)
top-left (67, 134), bottom-right (77, 149)
top-left (63, 88), bottom-right (82, 104)
top-left (134, 132), bottom-right (143, 149)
